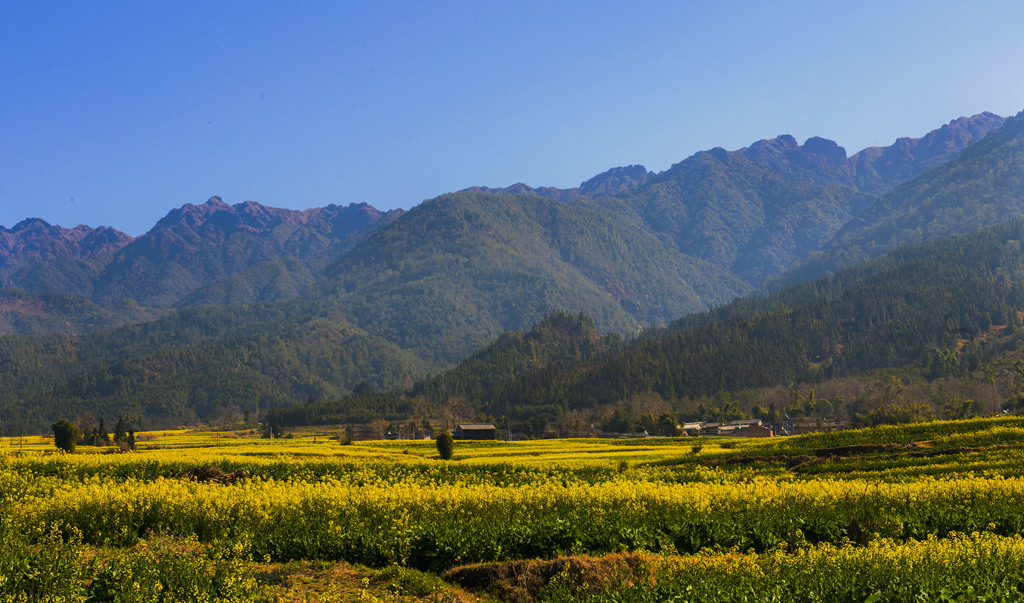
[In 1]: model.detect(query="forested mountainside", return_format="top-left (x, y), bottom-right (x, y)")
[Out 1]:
top-left (0, 298), bottom-right (424, 432)
top-left (0, 110), bottom-right (1016, 431)
top-left (0, 198), bottom-right (402, 309)
top-left (609, 112), bottom-right (1006, 286)
top-left (772, 109), bottom-right (1024, 288)
top-left (0, 289), bottom-right (157, 336)
top-left (274, 218), bottom-right (1024, 431)
top-left (314, 191), bottom-right (746, 365)
top-left (0, 187), bottom-right (755, 433)
top-left (614, 148), bottom-right (873, 285)
top-left (468, 113), bottom-right (1004, 288)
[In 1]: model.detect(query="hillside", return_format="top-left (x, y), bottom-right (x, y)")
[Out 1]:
top-left (0, 190), bottom-right (749, 431)
top-left (0, 298), bottom-right (424, 432)
top-left (279, 218), bottom-right (1024, 430)
top-left (316, 190), bottom-right (747, 365)
top-left (467, 113), bottom-right (1004, 288)
top-left (741, 112), bottom-right (1005, 194)
top-left (521, 218), bottom-right (1024, 414)
top-left (616, 149), bottom-right (872, 285)
top-left (0, 111), bottom-right (1014, 430)
top-left (772, 109), bottom-right (1024, 287)
top-left (0, 198), bottom-right (402, 310)
top-left (0, 289), bottom-right (156, 336)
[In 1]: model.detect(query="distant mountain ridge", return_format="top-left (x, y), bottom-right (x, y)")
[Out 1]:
top-left (0, 197), bottom-right (402, 310)
top-left (740, 112), bottom-right (1006, 194)
top-left (92, 196), bottom-right (403, 307)
top-left (855, 112), bottom-right (1007, 183)
top-left (463, 165), bottom-right (651, 203)
top-left (0, 112), bottom-right (1003, 312)
top-left (0, 219), bottom-right (133, 261)
top-left (770, 109), bottom-right (1024, 288)
top-left (463, 112), bottom-right (1006, 287)
top-left (465, 113), bottom-right (1004, 202)
top-left (0, 108), bottom-right (1019, 430)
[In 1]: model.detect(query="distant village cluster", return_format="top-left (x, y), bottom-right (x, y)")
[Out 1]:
top-left (368, 418), bottom-right (781, 442)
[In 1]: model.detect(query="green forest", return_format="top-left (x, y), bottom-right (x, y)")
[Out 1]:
top-left (269, 218), bottom-right (1024, 434)
top-left (1, 110), bottom-right (1022, 434)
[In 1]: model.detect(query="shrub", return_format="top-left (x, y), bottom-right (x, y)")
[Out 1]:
top-left (52, 419), bottom-right (78, 453)
top-left (436, 430), bottom-right (454, 460)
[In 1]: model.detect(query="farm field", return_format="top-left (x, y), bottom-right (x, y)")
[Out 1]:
top-left (4, 417), bottom-right (1024, 601)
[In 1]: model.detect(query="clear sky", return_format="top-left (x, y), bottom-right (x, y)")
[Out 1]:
top-left (1, 1), bottom-right (1023, 235)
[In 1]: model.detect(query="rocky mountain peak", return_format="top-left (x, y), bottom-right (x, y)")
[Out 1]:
top-left (801, 136), bottom-right (847, 165)
top-left (743, 134), bottom-right (800, 160)
top-left (579, 165), bottom-right (650, 198)
top-left (0, 218), bottom-right (132, 261)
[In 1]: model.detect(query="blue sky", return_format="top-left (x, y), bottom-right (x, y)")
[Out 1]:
top-left (1, 1), bottom-right (1023, 235)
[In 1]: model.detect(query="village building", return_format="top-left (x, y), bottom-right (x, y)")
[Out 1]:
top-left (454, 424), bottom-right (498, 440)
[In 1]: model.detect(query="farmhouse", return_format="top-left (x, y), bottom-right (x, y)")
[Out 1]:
top-left (744, 424), bottom-right (774, 438)
top-left (691, 419), bottom-right (775, 437)
top-left (454, 424), bottom-right (498, 440)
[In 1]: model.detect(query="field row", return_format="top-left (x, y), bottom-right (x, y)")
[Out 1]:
top-left (495, 532), bottom-right (1024, 603)
top-left (10, 472), bottom-right (1024, 570)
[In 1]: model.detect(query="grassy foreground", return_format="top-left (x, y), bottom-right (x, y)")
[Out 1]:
top-left (4, 417), bottom-right (1024, 601)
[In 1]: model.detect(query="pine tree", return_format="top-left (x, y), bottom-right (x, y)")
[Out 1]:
top-left (98, 417), bottom-right (110, 446)
top-left (114, 417), bottom-right (127, 445)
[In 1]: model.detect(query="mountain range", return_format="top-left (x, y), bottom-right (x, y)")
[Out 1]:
top-left (1, 108), bottom-right (1021, 431)
top-left (280, 215), bottom-right (1024, 429)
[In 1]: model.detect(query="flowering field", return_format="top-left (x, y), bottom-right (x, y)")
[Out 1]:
top-left (4, 417), bottom-right (1024, 601)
